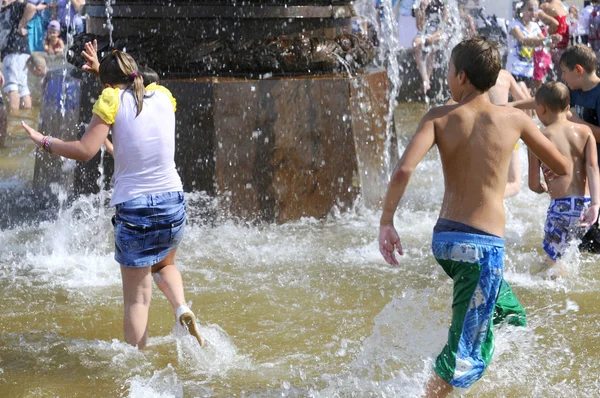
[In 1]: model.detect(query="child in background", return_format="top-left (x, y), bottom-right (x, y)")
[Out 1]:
top-left (537, 0), bottom-right (570, 80)
top-left (528, 82), bottom-right (600, 274)
top-left (43, 20), bottom-right (64, 55)
top-left (25, 52), bottom-right (47, 78)
top-left (506, 0), bottom-right (546, 89)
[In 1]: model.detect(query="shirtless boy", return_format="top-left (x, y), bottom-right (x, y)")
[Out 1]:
top-left (378, 37), bottom-right (568, 397)
top-left (528, 82), bottom-right (600, 268)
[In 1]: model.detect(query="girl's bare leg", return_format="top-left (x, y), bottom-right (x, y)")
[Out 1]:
top-left (151, 248), bottom-right (186, 314)
top-left (120, 265), bottom-right (153, 348)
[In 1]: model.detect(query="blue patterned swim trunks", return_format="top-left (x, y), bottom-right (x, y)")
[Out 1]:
top-left (543, 196), bottom-right (591, 260)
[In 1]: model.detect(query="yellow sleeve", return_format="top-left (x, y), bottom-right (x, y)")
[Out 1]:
top-left (92, 87), bottom-right (121, 124)
top-left (146, 83), bottom-right (177, 112)
top-left (514, 142), bottom-right (519, 150)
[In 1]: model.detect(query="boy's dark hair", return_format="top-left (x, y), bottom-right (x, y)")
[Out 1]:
top-left (535, 82), bottom-right (570, 112)
top-left (559, 45), bottom-right (597, 74)
top-left (451, 37), bottom-right (501, 92)
top-left (139, 65), bottom-right (160, 86)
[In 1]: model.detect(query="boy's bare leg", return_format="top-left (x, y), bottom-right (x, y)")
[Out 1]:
top-left (413, 38), bottom-right (431, 92)
top-left (0, 106), bottom-right (6, 148)
top-left (425, 50), bottom-right (437, 86)
top-left (7, 91), bottom-right (20, 112)
top-left (425, 373), bottom-right (453, 398)
top-left (20, 94), bottom-right (31, 109)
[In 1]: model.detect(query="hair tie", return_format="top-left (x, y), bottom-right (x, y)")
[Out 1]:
top-left (129, 72), bottom-right (138, 81)
top-left (112, 49), bottom-right (118, 54)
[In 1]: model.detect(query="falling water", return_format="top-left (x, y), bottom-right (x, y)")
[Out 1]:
top-left (105, 0), bottom-right (114, 47)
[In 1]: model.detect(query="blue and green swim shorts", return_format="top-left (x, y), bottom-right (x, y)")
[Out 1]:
top-left (431, 231), bottom-right (526, 388)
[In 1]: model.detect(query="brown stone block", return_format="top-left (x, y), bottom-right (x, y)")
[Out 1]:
top-left (266, 77), bottom-right (358, 222)
top-left (213, 80), bottom-right (264, 219)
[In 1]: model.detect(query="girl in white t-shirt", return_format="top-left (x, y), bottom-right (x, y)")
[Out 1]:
top-left (21, 41), bottom-right (202, 349)
top-left (506, 0), bottom-right (548, 87)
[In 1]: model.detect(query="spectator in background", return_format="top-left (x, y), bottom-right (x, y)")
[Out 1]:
top-left (506, 0), bottom-right (556, 91)
top-left (412, 0), bottom-right (447, 94)
top-left (44, 19), bottom-right (64, 55)
top-left (568, 5), bottom-right (583, 45)
top-left (579, 0), bottom-right (594, 46)
top-left (458, 0), bottom-right (476, 38)
top-left (1, 0), bottom-right (36, 112)
top-left (26, 0), bottom-right (51, 52)
top-left (52, 0), bottom-right (85, 41)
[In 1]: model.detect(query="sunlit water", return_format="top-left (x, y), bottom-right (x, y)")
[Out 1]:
top-left (1, 102), bottom-right (599, 397)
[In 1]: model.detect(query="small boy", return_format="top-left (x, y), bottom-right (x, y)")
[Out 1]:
top-left (528, 82), bottom-right (600, 269)
top-left (379, 37), bottom-right (568, 397)
top-left (43, 20), bottom-right (64, 55)
top-left (25, 52), bottom-right (47, 78)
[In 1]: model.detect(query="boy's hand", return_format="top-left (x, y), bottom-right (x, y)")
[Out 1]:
top-left (379, 224), bottom-right (403, 265)
top-left (541, 162), bottom-right (559, 182)
top-left (82, 40), bottom-right (100, 76)
top-left (581, 205), bottom-right (600, 228)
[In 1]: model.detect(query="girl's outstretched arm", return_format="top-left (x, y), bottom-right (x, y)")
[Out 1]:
top-left (22, 115), bottom-right (111, 162)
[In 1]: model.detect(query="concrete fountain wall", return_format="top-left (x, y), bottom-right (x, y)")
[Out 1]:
top-left (33, 1), bottom-right (397, 223)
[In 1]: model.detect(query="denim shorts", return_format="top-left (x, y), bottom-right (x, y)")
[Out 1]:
top-left (112, 191), bottom-right (185, 267)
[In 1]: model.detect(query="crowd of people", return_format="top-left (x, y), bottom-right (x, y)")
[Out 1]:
top-left (406, 0), bottom-right (597, 96)
top-left (0, 0), bottom-right (83, 128)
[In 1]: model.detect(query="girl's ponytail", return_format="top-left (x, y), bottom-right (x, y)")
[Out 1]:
top-left (99, 50), bottom-right (145, 116)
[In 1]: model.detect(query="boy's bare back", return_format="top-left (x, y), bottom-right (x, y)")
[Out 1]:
top-left (541, 121), bottom-right (594, 198)
top-left (431, 96), bottom-right (543, 236)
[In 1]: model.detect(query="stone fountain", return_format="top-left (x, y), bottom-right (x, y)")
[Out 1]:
top-left (34, 1), bottom-right (397, 223)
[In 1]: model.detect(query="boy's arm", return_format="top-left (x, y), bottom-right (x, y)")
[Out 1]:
top-left (508, 74), bottom-right (529, 101)
top-left (17, 3), bottom-right (36, 35)
top-left (582, 130), bottom-right (600, 227)
top-left (508, 97), bottom-right (536, 110)
top-left (104, 137), bottom-right (114, 156)
top-left (520, 115), bottom-right (569, 175)
top-left (536, 8), bottom-right (560, 31)
top-left (505, 149), bottom-right (522, 198)
top-left (527, 148), bottom-right (547, 193)
top-left (379, 109), bottom-right (437, 265)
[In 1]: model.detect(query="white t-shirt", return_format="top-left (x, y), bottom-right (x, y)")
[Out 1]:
top-left (92, 84), bottom-right (183, 206)
top-left (505, 19), bottom-right (542, 78)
